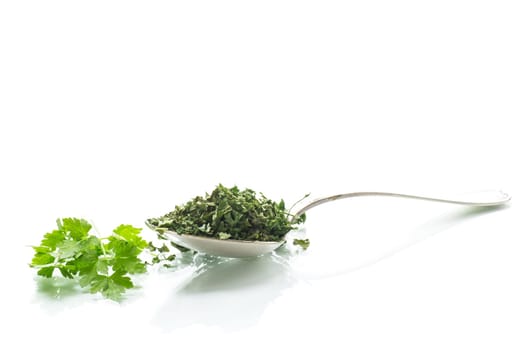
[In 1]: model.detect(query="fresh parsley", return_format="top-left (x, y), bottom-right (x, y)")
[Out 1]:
top-left (30, 218), bottom-right (149, 300)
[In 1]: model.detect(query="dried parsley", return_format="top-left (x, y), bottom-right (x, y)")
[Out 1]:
top-left (292, 238), bottom-right (310, 250)
top-left (147, 184), bottom-right (307, 242)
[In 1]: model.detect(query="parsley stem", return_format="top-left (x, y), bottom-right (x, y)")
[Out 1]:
top-left (100, 239), bottom-right (107, 256)
top-left (32, 262), bottom-right (66, 268)
top-left (89, 220), bottom-right (108, 256)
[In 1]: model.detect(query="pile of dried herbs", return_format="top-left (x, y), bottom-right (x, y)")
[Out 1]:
top-left (147, 184), bottom-right (307, 242)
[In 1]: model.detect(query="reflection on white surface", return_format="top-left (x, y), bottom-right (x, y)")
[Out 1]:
top-left (152, 253), bottom-right (296, 331)
top-left (27, 198), bottom-right (510, 333)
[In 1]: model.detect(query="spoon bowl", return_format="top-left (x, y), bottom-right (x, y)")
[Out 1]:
top-left (157, 190), bottom-right (511, 258)
top-left (166, 231), bottom-right (283, 258)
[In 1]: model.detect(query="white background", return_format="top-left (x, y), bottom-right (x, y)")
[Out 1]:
top-left (0, 1), bottom-right (524, 349)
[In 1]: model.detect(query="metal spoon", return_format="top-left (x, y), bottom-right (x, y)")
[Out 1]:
top-left (162, 190), bottom-right (511, 258)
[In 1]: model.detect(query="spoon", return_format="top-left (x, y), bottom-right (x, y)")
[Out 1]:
top-left (161, 190), bottom-right (511, 258)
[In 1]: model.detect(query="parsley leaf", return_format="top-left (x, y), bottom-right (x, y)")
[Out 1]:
top-left (61, 218), bottom-right (92, 240)
top-left (113, 224), bottom-right (148, 249)
top-left (108, 239), bottom-right (147, 274)
top-left (40, 230), bottom-right (65, 251)
top-left (31, 252), bottom-right (55, 266)
top-left (37, 267), bottom-right (55, 278)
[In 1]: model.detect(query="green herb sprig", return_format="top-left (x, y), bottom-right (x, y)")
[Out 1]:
top-left (30, 218), bottom-right (151, 300)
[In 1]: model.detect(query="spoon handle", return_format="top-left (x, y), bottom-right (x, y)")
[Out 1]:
top-left (293, 190), bottom-right (511, 218)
